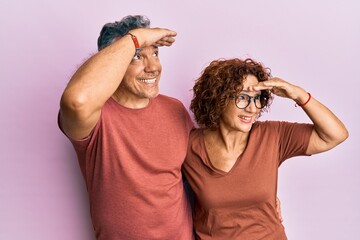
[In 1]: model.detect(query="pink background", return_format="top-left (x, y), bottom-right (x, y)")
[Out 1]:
top-left (1, 0), bottom-right (359, 239)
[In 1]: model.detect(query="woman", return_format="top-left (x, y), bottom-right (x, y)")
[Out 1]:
top-left (182, 58), bottom-right (348, 239)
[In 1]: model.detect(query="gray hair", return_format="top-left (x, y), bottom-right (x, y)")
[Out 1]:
top-left (97, 15), bottom-right (150, 51)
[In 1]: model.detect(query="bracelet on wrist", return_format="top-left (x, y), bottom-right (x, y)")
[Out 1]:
top-left (295, 92), bottom-right (312, 107)
top-left (127, 32), bottom-right (141, 56)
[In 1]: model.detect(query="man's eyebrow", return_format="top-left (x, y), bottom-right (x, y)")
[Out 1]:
top-left (137, 46), bottom-right (158, 53)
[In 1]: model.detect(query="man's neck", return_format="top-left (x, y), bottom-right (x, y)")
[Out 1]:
top-left (112, 92), bottom-right (151, 109)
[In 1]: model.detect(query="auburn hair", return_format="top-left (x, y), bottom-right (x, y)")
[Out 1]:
top-left (190, 58), bottom-right (273, 129)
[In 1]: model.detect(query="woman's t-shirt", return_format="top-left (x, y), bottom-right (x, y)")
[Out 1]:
top-left (182, 121), bottom-right (313, 240)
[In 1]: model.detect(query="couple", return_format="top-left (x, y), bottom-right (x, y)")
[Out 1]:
top-left (58, 15), bottom-right (348, 239)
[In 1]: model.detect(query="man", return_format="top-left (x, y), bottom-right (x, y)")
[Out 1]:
top-left (59, 15), bottom-right (193, 239)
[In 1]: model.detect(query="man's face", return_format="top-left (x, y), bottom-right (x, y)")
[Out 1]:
top-left (118, 46), bottom-right (162, 104)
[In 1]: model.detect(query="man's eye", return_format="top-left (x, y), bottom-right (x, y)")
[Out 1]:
top-left (153, 51), bottom-right (159, 57)
top-left (133, 54), bottom-right (141, 60)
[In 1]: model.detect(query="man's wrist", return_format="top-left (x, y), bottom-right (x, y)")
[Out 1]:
top-left (127, 32), bottom-right (141, 56)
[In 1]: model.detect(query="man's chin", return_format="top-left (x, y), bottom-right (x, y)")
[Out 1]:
top-left (148, 94), bottom-right (159, 99)
top-left (146, 89), bottom-right (160, 99)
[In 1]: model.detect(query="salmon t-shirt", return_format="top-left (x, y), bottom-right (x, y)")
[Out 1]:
top-left (182, 121), bottom-right (313, 240)
top-left (60, 94), bottom-right (194, 240)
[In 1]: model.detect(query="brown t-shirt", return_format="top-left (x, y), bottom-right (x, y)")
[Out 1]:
top-left (60, 95), bottom-right (194, 240)
top-left (182, 121), bottom-right (313, 240)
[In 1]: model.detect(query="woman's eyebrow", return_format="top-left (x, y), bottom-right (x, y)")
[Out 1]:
top-left (240, 90), bottom-right (261, 95)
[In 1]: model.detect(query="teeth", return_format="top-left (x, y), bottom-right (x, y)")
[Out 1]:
top-left (139, 78), bottom-right (156, 83)
top-left (240, 116), bottom-right (251, 120)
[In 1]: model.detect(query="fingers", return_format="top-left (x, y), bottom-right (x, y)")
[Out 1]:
top-left (151, 27), bottom-right (177, 36)
top-left (161, 28), bottom-right (177, 38)
top-left (157, 28), bottom-right (177, 46)
top-left (154, 36), bottom-right (176, 47)
top-left (248, 77), bottom-right (303, 100)
top-left (132, 27), bottom-right (177, 47)
top-left (256, 78), bottom-right (284, 88)
top-left (248, 78), bottom-right (288, 95)
top-left (248, 82), bottom-right (273, 92)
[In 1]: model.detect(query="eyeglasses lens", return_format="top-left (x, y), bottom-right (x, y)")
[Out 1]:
top-left (235, 94), bottom-right (268, 109)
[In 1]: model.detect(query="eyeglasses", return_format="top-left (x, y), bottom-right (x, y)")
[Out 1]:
top-left (234, 94), bottom-right (268, 109)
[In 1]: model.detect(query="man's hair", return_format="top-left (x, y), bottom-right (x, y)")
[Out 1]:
top-left (97, 15), bottom-right (150, 51)
top-left (190, 58), bottom-right (273, 129)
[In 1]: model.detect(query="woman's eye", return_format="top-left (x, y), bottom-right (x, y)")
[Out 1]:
top-left (153, 51), bottom-right (159, 57)
top-left (238, 95), bottom-right (247, 101)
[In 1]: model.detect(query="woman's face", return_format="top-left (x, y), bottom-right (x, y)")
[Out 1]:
top-left (219, 74), bottom-right (261, 133)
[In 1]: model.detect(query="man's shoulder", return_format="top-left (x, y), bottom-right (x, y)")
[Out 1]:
top-left (156, 94), bottom-right (182, 103)
top-left (154, 94), bottom-right (192, 122)
top-left (154, 94), bottom-right (185, 108)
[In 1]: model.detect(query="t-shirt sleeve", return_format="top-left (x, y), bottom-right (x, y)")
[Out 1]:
top-left (184, 107), bottom-right (195, 133)
top-left (57, 109), bottom-right (101, 152)
top-left (277, 121), bottom-right (313, 164)
top-left (58, 109), bottom-right (103, 178)
top-left (176, 100), bottom-right (194, 133)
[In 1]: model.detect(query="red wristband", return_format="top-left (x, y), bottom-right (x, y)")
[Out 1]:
top-left (127, 32), bottom-right (141, 55)
top-left (295, 92), bottom-right (312, 107)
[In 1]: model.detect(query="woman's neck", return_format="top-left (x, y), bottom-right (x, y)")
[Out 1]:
top-left (204, 126), bottom-right (249, 153)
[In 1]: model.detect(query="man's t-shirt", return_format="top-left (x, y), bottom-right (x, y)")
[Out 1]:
top-left (60, 95), bottom-right (194, 240)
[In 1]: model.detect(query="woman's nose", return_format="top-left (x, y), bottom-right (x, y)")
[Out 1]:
top-left (245, 99), bottom-right (257, 112)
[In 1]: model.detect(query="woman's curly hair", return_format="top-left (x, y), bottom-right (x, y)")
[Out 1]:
top-left (190, 58), bottom-right (273, 129)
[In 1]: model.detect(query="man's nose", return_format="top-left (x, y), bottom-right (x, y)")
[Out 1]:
top-left (144, 58), bottom-right (159, 72)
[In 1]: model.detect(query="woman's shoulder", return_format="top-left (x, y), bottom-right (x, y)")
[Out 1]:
top-left (253, 120), bottom-right (281, 129)
top-left (252, 120), bottom-right (312, 138)
top-left (251, 121), bottom-right (295, 137)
